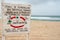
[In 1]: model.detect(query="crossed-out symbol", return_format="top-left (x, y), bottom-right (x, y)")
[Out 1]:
top-left (8, 16), bottom-right (26, 28)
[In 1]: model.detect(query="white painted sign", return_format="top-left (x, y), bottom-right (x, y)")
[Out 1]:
top-left (2, 3), bottom-right (31, 35)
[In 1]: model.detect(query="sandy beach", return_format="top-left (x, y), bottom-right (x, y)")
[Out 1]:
top-left (0, 19), bottom-right (60, 40)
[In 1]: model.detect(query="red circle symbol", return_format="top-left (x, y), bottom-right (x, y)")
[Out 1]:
top-left (10, 16), bottom-right (26, 28)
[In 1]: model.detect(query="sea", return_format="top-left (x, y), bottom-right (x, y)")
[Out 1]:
top-left (0, 15), bottom-right (60, 21)
top-left (31, 15), bottom-right (60, 21)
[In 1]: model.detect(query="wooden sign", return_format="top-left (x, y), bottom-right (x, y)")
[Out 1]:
top-left (2, 3), bottom-right (31, 35)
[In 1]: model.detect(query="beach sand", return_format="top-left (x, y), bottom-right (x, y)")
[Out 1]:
top-left (0, 19), bottom-right (60, 40)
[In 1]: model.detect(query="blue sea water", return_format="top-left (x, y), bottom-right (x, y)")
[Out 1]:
top-left (31, 15), bottom-right (60, 21)
top-left (0, 15), bottom-right (60, 21)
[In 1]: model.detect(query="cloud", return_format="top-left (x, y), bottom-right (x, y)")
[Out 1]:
top-left (31, 0), bottom-right (60, 16)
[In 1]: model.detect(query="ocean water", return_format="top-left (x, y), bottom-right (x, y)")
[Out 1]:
top-left (31, 15), bottom-right (60, 21)
top-left (0, 15), bottom-right (60, 21)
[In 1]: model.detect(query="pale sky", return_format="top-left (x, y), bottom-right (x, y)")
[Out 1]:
top-left (0, 0), bottom-right (60, 16)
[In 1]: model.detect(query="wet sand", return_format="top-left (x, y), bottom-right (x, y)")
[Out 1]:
top-left (0, 19), bottom-right (60, 40)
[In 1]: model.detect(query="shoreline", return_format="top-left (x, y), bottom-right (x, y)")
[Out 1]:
top-left (31, 19), bottom-right (60, 22)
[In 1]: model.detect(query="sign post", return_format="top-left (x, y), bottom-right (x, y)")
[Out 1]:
top-left (2, 1), bottom-right (31, 40)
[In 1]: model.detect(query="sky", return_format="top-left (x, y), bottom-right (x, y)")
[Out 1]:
top-left (0, 0), bottom-right (60, 16)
